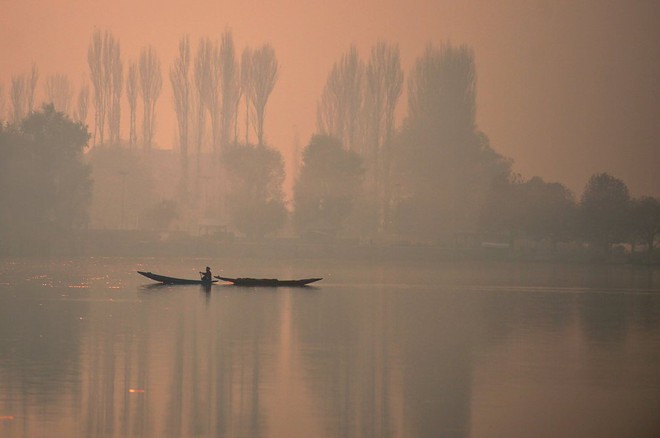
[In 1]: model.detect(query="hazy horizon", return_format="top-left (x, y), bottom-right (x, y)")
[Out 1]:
top-left (2, 0), bottom-right (659, 197)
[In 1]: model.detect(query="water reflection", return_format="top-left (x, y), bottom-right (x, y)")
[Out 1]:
top-left (0, 259), bottom-right (659, 437)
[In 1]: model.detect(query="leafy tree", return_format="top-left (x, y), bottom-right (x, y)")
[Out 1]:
top-left (392, 43), bottom-right (510, 241)
top-left (293, 135), bottom-right (364, 237)
top-left (317, 43), bottom-right (404, 235)
top-left (579, 173), bottom-right (630, 253)
top-left (392, 125), bottom-right (509, 241)
top-left (479, 175), bottom-right (577, 249)
top-left (222, 143), bottom-right (287, 238)
top-left (629, 196), bottom-right (660, 259)
top-left (0, 104), bottom-right (91, 252)
top-left (478, 173), bottom-right (527, 247)
top-left (519, 177), bottom-right (577, 244)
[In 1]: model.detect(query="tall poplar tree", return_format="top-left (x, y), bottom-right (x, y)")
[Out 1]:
top-left (392, 43), bottom-right (509, 240)
top-left (248, 44), bottom-right (278, 146)
top-left (87, 30), bottom-right (121, 145)
top-left (138, 46), bottom-right (162, 150)
top-left (220, 29), bottom-right (239, 150)
top-left (88, 31), bottom-right (105, 144)
top-left (44, 74), bottom-right (73, 114)
top-left (240, 47), bottom-right (253, 145)
top-left (106, 35), bottom-right (123, 145)
top-left (170, 35), bottom-right (192, 199)
top-left (126, 61), bottom-right (138, 146)
top-left (364, 41), bottom-right (403, 230)
top-left (193, 38), bottom-right (213, 160)
top-left (10, 75), bottom-right (27, 124)
top-left (74, 82), bottom-right (89, 125)
top-left (316, 45), bottom-right (364, 152)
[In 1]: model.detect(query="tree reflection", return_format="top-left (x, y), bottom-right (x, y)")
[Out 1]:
top-left (2, 260), bottom-right (659, 437)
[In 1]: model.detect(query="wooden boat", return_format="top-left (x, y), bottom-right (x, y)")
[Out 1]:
top-left (137, 271), bottom-right (218, 285)
top-left (214, 276), bottom-right (322, 287)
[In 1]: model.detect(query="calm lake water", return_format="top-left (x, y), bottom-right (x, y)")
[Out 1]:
top-left (0, 256), bottom-right (659, 438)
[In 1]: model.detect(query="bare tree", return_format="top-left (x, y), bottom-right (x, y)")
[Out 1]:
top-left (364, 41), bottom-right (403, 230)
top-left (27, 63), bottom-right (39, 113)
top-left (240, 46), bottom-right (253, 144)
top-left (88, 30), bottom-right (123, 145)
top-left (10, 75), bottom-right (27, 123)
top-left (366, 42), bottom-right (403, 150)
top-left (220, 29), bottom-right (239, 150)
top-left (88, 30), bottom-right (106, 144)
top-left (233, 57), bottom-right (243, 145)
top-left (316, 45), bottom-right (364, 152)
top-left (139, 46), bottom-right (162, 150)
top-left (316, 70), bottom-right (340, 139)
top-left (248, 44), bottom-right (278, 146)
top-left (189, 37), bottom-right (222, 157)
top-left (193, 38), bottom-right (213, 157)
top-left (170, 35), bottom-right (191, 199)
top-left (126, 61), bottom-right (138, 146)
top-left (170, 35), bottom-right (191, 154)
top-left (9, 64), bottom-right (39, 124)
top-left (44, 74), bottom-right (73, 115)
top-left (106, 35), bottom-right (123, 144)
top-left (74, 82), bottom-right (89, 125)
top-left (208, 41), bottom-right (222, 157)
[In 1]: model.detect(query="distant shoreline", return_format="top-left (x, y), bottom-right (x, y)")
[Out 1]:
top-left (1, 230), bottom-right (657, 266)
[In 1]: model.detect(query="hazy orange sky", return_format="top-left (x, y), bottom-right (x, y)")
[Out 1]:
top-left (2, 0), bottom-right (659, 197)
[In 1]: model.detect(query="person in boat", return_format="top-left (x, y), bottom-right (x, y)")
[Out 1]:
top-left (200, 266), bottom-right (212, 282)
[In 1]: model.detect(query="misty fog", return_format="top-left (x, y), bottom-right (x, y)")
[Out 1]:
top-left (2, 3), bottom-right (660, 437)
top-left (1, 24), bottom-right (659, 262)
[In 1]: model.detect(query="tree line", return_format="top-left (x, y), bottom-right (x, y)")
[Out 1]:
top-left (480, 173), bottom-right (660, 260)
top-left (0, 33), bottom-right (658, 260)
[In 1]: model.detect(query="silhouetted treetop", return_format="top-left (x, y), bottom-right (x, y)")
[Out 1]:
top-left (293, 135), bottom-right (364, 236)
top-left (629, 196), bottom-right (660, 257)
top-left (20, 103), bottom-right (89, 158)
top-left (580, 172), bottom-right (630, 252)
top-left (223, 143), bottom-right (287, 238)
top-left (1, 104), bottom-right (92, 253)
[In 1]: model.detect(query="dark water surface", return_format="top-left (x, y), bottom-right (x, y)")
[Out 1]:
top-left (1, 257), bottom-right (659, 437)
